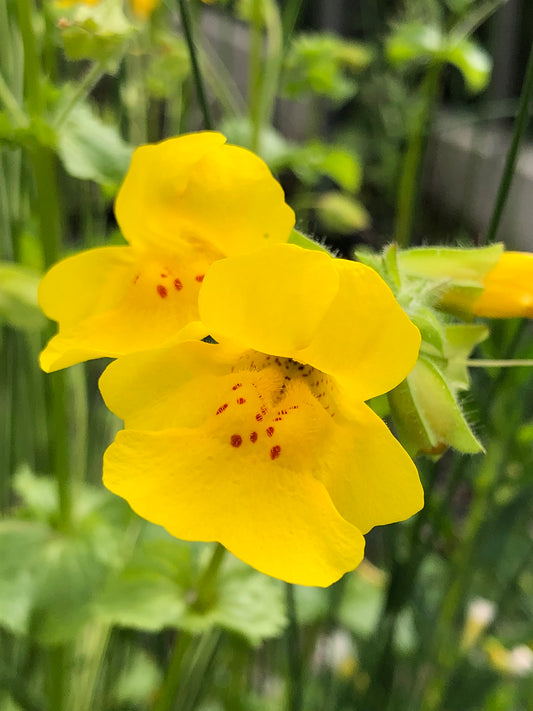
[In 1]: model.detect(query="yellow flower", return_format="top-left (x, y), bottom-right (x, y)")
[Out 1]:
top-left (39, 132), bottom-right (294, 372)
top-left (472, 251), bottom-right (533, 318)
top-left (100, 244), bottom-right (423, 586)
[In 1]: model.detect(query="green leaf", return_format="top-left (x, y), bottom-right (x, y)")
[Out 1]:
top-left (291, 141), bottom-right (362, 192)
top-left (444, 36), bottom-right (492, 93)
top-left (0, 471), bottom-right (133, 643)
top-left (386, 23), bottom-right (443, 66)
top-left (0, 262), bottom-right (46, 331)
top-left (288, 229), bottom-right (331, 254)
top-left (97, 541), bottom-right (286, 646)
top-left (315, 192), bottom-right (370, 234)
top-left (57, 100), bottom-right (133, 188)
top-left (0, 520), bottom-right (51, 635)
top-left (283, 33), bottom-right (370, 103)
top-left (110, 649), bottom-right (162, 707)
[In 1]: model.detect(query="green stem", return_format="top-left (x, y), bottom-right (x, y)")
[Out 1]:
top-left (394, 62), bottom-right (442, 248)
top-left (467, 358), bottom-right (533, 367)
top-left (250, 0), bottom-right (283, 153)
top-left (53, 62), bottom-right (106, 130)
top-left (485, 39), bottom-right (533, 243)
top-left (249, 0), bottom-right (263, 153)
top-left (178, 0), bottom-right (212, 130)
top-left (281, 0), bottom-right (305, 45)
top-left (285, 583), bottom-right (304, 711)
top-left (153, 543), bottom-right (226, 711)
top-left (0, 71), bottom-right (26, 126)
top-left (15, 0), bottom-right (44, 115)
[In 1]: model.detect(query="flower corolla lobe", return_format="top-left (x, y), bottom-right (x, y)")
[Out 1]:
top-left (101, 244), bottom-right (423, 587)
top-left (38, 132), bottom-right (294, 372)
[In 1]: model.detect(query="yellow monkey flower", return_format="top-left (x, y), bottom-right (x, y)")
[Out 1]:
top-left (39, 132), bottom-right (294, 371)
top-left (100, 244), bottom-right (423, 587)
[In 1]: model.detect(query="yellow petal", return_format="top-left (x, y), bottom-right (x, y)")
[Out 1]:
top-left (101, 343), bottom-right (422, 573)
top-left (313, 402), bottom-right (423, 534)
top-left (39, 245), bottom-right (211, 372)
top-left (299, 259), bottom-right (421, 401)
top-left (104, 428), bottom-right (365, 587)
top-left (199, 244), bottom-right (340, 355)
top-left (200, 245), bottom-right (420, 400)
top-left (99, 341), bottom-right (241, 429)
top-left (473, 251), bottom-right (533, 318)
top-left (115, 132), bottom-right (294, 255)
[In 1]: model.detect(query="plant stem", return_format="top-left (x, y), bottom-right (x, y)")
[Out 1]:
top-left (0, 70), bottom-right (26, 126)
top-left (467, 358), bottom-right (533, 367)
top-left (281, 0), bottom-right (304, 45)
top-left (178, 0), bottom-right (212, 130)
top-left (285, 583), bottom-right (304, 711)
top-left (394, 62), bottom-right (442, 248)
top-left (53, 62), bottom-right (106, 130)
top-left (485, 39), bottom-right (533, 243)
top-left (249, 0), bottom-right (264, 153)
top-left (153, 543), bottom-right (226, 711)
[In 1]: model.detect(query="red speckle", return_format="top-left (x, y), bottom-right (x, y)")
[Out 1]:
top-left (274, 417), bottom-right (282, 422)
top-left (230, 434), bottom-right (242, 448)
top-left (216, 403), bottom-right (228, 415)
top-left (133, 274), bottom-right (140, 284)
top-left (232, 383), bottom-right (242, 390)
top-left (255, 413), bottom-right (263, 422)
top-left (236, 397), bottom-right (246, 405)
top-left (266, 427), bottom-right (274, 437)
top-left (270, 445), bottom-right (281, 460)
top-left (250, 432), bottom-right (258, 443)
top-left (174, 278), bottom-right (183, 291)
top-left (157, 285), bottom-right (168, 298)
top-left (160, 273), bottom-right (167, 278)
top-left (195, 274), bottom-right (205, 282)
top-left (261, 406), bottom-right (267, 415)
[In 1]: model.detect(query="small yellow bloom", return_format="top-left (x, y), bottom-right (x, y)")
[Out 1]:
top-left (100, 244), bottom-right (423, 586)
top-left (39, 132), bottom-right (294, 372)
top-left (472, 251), bottom-right (533, 318)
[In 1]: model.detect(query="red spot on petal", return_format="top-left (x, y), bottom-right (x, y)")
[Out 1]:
top-left (250, 432), bottom-right (258, 443)
top-left (216, 403), bottom-right (228, 415)
top-left (157, 285), bottom-right (168, 298)
top-left (160, 273), bottom-right (167, 278)
top-left (232, 383), bottom-right (242, 390)
top-left (174, 278), bottom-right (183, 291)
top-left (236, 397), bottom-right (246, 405)
top-left (230, 434), bottom-right (242, 448)
top-left (270, 445), bottom-right (281, 460)
top-left (195, 274), bottom-right (205, 282)
top-left (266, 427), bottom-right (274, 437)
top-left (133, 274), bottom-right (140, 284)
top-left (255, 413), bottom-right (263, 422)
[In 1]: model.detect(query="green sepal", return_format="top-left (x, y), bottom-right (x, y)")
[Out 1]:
top-left (398, 243), bottom-right (503, 282)
top-left (388, 356), bottom-right (483, 457)
top-left (382, 243), bottom-right (401, 290)
top-left (410, 306), bottom-right (446, 358)
top-left (444, 323), bottom-right (489, 391)
top-left (288, 229), bottom-right (331, 254)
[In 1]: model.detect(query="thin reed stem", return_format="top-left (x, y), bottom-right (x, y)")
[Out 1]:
top-left (285, 583), bottom-right (304, 711)
top-left (178, 0), bottom-right (212, 130)
top-left (485, 40), bottom-right (533, 243)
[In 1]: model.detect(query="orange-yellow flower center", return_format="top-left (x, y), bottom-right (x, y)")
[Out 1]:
top-left (209, 353), bottom-right (338, 463)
